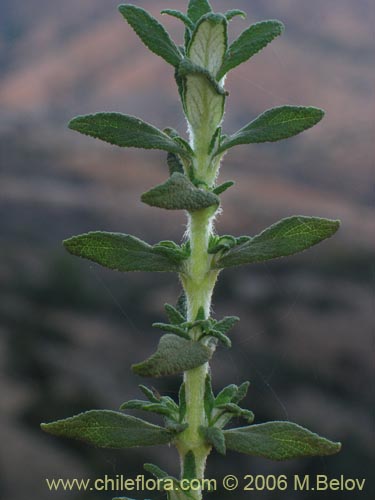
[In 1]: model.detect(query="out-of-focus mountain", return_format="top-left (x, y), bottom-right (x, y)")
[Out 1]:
top-left (0, 2), bottom-right (374, 500)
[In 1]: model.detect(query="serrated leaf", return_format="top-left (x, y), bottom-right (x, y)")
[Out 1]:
top-left (188, 13), bottom-right (227, 76)
top-left (41, 410), bottom-right (174, 448)
top-left (218, 20), bottom-right (284, 79)
top-left (69, 113), bottom-right (188, 156)
top-left (213, 181), bottom-right (235, 195)
top-left (224, 421), bottom-right (342, 461)
top-left (187, 0), bottom-right (212, 23)
top-left (63, 232), bottom-right (185, 273)
top-left (165, 304), bottom-right (185, 325)
top-left (141, 173), bottom-right (219, 211)
top-left (118, 5), bottom-right (182, 67)
top-left (132, 334), bottom-right (212, 378)
top-left (225, 10), bottom-right (247, 22)
top-left (214, 216), bottom-right (340, 269)
top-left (217, 106), bottom-right (325, 154)
top-left (200, 426), bottom-right (226, 455)
top-left (161, 10), bottom-right (195, 31)
top-left (183, 451), bottom-right (196, 480)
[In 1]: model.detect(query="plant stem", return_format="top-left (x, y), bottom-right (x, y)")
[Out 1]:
top-left (177, 209), bottom-right (219, 498)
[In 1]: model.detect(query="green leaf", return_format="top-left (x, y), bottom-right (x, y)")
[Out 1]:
top-left (41, 410), bottom-right (174, 448)
top-left (188, 13), bottom-right (227, 76)
top-left (165, 304), bottom-right (185, 325)
top-left (161, 10), bottom-right (195, 31)
top-left (118, 5), bottom-right (182, 67)
top-left (144, 463), bottom-right (169, 479)
top-left (217, 106), bottom-right (325, 154)
top-left (204, 374), bottom-right (215, 419)
top-left (208, 329), bottom-right (232, 347)
top-left (132, 334), bottom-right (213, 378)
top-left (183, 451), bottom-right (197, 480)
top-left (63, 232), bottom-right (185, 273)
top-left (200, 426), bottom-right (226, 455)
top-left (218, 20), bottom-right (284, 79)
top-left (224, 421), bottom-right (342, 461)
top-left (215, 385), bottom-right (238, 406)
top-left (225, 10), bottom-right (247, 22)
top-left (213, 181), bottom-right (235, 195)
top-left (214, 216), bottom-right (340, 269)
top-left (176, 292), bottom-right (188, 319)
top-left (178, 383), bottom-right (187, 422)
top-left (152, 322), bottom-right (190, 339)
top-left (139, 385), bottom-right (160, 403)
top-left (69, 113), bottom-right (188, 156)
top-left (167, 152), bottom-right (185, 175)
top-left (187, 0), bottom-right (212, 23)
top-left (214, 316), bottom-right (240, 334)
top-left (233, 381), bottom-right (250, 404)
top-left (120, 400), bottom-right (173, 418)
top-left (141, 173), bottom-right (219, 211)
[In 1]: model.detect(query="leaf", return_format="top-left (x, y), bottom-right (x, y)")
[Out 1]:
top-left (208, 329), bottom-right (232, 348)
top-left (183, 451), bottom-right (196, 480)
top-left (165, 304), bottom-right (186, 325)
top-left (188, 13), bottom-right (227, 76)
top-left (178, 383), bottom-right (187, 422)
top-left (217, 106), bottom-right (325, 154)
top-left (225, 10), bottom-right (247, 22)
top-left (139, 385), bottom-right (160, 403)
top-left (141, 173), bottom-right (219, 211)
top-left (200, 426), bottom-right (226, 455)
top-left (176, 292), bottom-right (188, 319)
top-left (215, 385), bottom-right (238, 406)
top-left (233, 382), bottom-right (250, 404)
top-left (69, 113), bottom-right (188, 156)
top-left (41, 410), bottom-right (174, 448)
top-left (187, 0), bottom-right (212, 23)
top-left (144, 463), bottom-right (170, 479)
top-left (63, 232), bottom-right (185, 273)
top-left (118, 5), bottom-right (182, 67)
top-left (161, 10), bottom-right (195, 31)
top-left (152, 322), bottom-right (190, 339)
top-left (132, 334), bottom-right (213, 378)
top-left (213, 181), bottom-right (235, 195)
top-left (218, 20), bottom-right (284, 79)
top-left (224, 421), bottom-right (342, 461)
top-left (214, 216), bottom-right (340, 269)
top-left (204, 374), bottom-right (215, 419)
top-left (167, 152), bottom-right (184, 175)
top-left (214, 316), bottom-right (240, 334)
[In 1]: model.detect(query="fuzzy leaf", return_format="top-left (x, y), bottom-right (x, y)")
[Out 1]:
top-left (63, 232), bottom-right (185, 273)
top-left (225, 10), bottom-right (247, 22)
top-left (233, 382), bottom-right (250, 404)
top-left (132, 334), bottom-right (212, 378)
top-left (217, 106), bottom-right (325, 154)
top-left (69, 113), bottom-right (188, 156)
top-left (218, 20), bottom-right (284, 79)
top-left (208, 329), bottom-right (232, 347)
top-left (165, 304), bottom-right (186, 325)
top-left (224, 421), bottom-right (342, 461)
top-left (183, 451), bottom-right (197, 480)
top-left (152, 322), bottom-right (190, 339)
top-left (215, 385), bottom-right (238, 406)
top-left (41, 410), bottom-right (174, 448)
top-left (144, 463), bottom-right (169, 479)
top-left (204, 374), bottom-right (215, 419)
top-left (187, 0), bottom-right (212, 23)
top-left (139, 385), bottom-right (159, 403)
top-left (118, 5), bottom-right (182, 67)
top-left (178, 383), bottom-right (187, 422)
top-left (214, 316), bottom-right (240, 334)
top-left (188, 13), bottom-right (227, 76)
top-left (213, 181), bottom-right (235, 195)
top-left (167, 152), bottom-right (185, 175)
top-left (161, 10), bottom-right (195, 31)
top-left (215, 216), bottom-right (340, 269)
top-left (200, 426), bottom-right (226, 455)
top-left (141, 173), bottom-right (219, 211)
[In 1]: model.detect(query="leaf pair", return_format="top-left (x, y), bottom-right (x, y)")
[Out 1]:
top-left (63, 232), bottom-right (188, 273)
top-left (213, 216), bottom-right (341, 269)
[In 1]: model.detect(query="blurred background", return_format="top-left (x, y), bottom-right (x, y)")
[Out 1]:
top-left (0, 0), bottom-right (374, 499)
